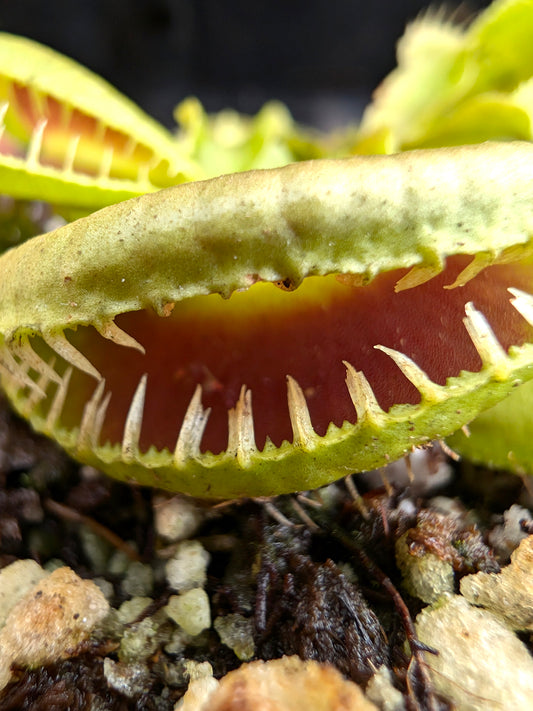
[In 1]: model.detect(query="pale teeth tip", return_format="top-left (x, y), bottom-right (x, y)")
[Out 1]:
top-left (508, 287), bottom-right (533, 328)
top-left (27, 117), bottom-right (47, 166)
top-left (463, 302), bottom-right (509, 377)
top-left (227, 385), bottom-right (256, 465)
top-left (96, 320), bottom-right (145, 355)
top-left (0, 343), bottom-right (46, 397)
top-left (77, 377), bottom-right (107, 450)
top-left (395, 264), bottom-right (441, 292)
top-left (121, 374), bottom-right (147, 460)
top-left (344, 360), bottom-right (383, 422)
top-left (8, 335), bottom-right (62, 385)
top-left (46, 367), bottom-right (73, 430)
top-left (43, 331), bottom-right (101, 381)
top-left (286, 375), bottom-right (315, 447)
top-left (444, 253), bottom-right (490, 290)
top-left (374, 344), bottom-right (444, 401)
top-left (174, 385), bottom-right (210, 465)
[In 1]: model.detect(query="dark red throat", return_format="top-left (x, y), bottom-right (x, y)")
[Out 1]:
top-left (65, 255), bottom-right (532, 454)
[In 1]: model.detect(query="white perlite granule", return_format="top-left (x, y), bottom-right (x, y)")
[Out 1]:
top-left (165, 589), bottom-right (211, 636)
top-left (153, 495), bottom-right (203, 542)
top-left (0, 566), bottom-right (109, 690)
top-left (165, 540), bottom-right (210, 592)
top-left (214, 613), bottom-right (255, 661)
top-left (0, 559), bottom-right (49, 629)
top-left (416, 595), bottom-right (533, 710)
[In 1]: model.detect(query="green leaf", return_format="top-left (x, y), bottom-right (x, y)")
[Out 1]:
top-left (0, 33), bottom-right (203, 210)
top-left (467, 0), bottom-right (533, 92)
top-left (2, 143), bottom-right (533, 497)
top-left (355, 0), bottom-right (533, 151)
top-left (448, 379), bottom-right (533, 475)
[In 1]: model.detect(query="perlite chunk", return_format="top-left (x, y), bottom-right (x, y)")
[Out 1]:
top-left (0, 566), bottom-right (109, 690)
top-left (214, 613), bottom-right (255, 660)
top-left (416, 595), bottom-right (533, 710)
top-left (165, 589), bottom-right (211, 636)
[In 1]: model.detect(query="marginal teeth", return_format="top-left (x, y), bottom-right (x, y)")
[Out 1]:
top-left (19, 360), bottom-right (55, 416)
top-left (42, 331), bottom-right (101, 380)
top-left (63, 133), bottom-right (80, 172)
top-left (174, 385), bottom-right (211, 465)
top-left (374, 346), bottom-right (446, 402)
top-left (46, 366), bottom-right (73, 430)
top-left (444, 253), bottom-right (491, 289)
top-left (8, 335), bottom-right (62, 384)
top-left (59, 101), bottom-right (72, 128)
top-left (286, 375), bottom-right (316, 448)
top-left (395, 264), bottom-right (442, 292)
top-left (78, 378), bottom-right (108, 451)
top-left (94, 119), bottom-right (106, 142)
top-left (508, 287), bottom-right (533, 326)
top-left (27, 86), bottom-right (46, 117)
top-left (95, 320), bottom-right (145, 354)
top-left (0, 102), bottom-right (8, 142)
top-left (0, 342), bottom-right (45, 396)
top-left (98, 145), bottom-right (114, 179)
top-left (94, 393), bottom-right (112, 446)
top-left (343, 361), bottom-right (384, 424)
top-left (227, 385), bottom-right (256, 466)
top-left (121, 374), bottom-right (147, 461)
top-left (27, 117), bottom-right (47, 167)
top-left (123, 135), bottom-right (137, 156)
top-left (463, 302), bottom-right (509, 379)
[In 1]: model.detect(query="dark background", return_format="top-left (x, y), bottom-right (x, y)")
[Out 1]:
top-left (0, 1), bottom-right (491, 129)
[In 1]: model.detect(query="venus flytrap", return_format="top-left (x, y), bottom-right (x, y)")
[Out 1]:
top-left (355, 0), bottom-right (533, 153)
top-left (173, 97), bottom-right (313, 178)
top-left (2, 0), bottom-right (533, 497)
top-left (355, 0), bottom-right (533, 475)
top-left (0, 32), bottom-right (197, 211)
top-left (1, 143), bottom-right (533, 498)
top-left (0, 33), bottom-right (311, 216)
